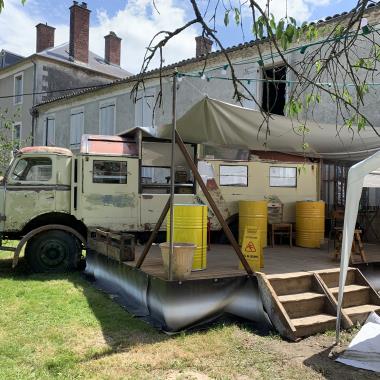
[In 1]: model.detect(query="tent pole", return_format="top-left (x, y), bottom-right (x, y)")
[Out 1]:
top-left (168, 72), bottom-right (178, 281)
top-left (174, 130), bottom-right (253, 275)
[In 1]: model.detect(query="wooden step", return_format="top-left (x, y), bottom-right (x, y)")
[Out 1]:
top-left (344, 304), bottom-right (380, 324)
top-left (278, 292), bottom-right (326, 319)
top-left (330, 285), bottom-right (371, 308)
top-left (267, 272), bottom-right (314, 296)
top-left (316, 268), bottom-right (356, 288)
top-left (292, 314), bottom-right (336, 338)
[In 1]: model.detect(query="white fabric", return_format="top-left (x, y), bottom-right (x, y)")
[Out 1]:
top-left (158, 97), bottom-right (380, 160)
top-left (337, 151), bottom-right (380, 341)
top-left (336, 312), bottom-right (380, 373)
top-left (363, 170), bottom-right (380, 188)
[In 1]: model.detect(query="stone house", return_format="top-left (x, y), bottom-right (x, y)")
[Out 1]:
top-left (0, 1), bottom-right (130, 148)
top-left (31, 2), bottom-right (380, 220)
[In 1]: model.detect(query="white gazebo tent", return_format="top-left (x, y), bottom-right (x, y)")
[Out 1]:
top-left (336, 150), bottom-right (380, 342)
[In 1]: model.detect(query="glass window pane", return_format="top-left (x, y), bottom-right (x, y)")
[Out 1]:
top-left (220, 165), bottom-right (248, 186)
top-left (141, 166), bottom-right (170, 184)
top-left (269, 166), bottom-right (297, 187)
top-left (11, 157), bottom-right (52, 181)
top-left (93, 160), bottom-right (127, 184)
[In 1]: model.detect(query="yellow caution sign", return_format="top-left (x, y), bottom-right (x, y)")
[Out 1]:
top-left (239, 226), bottom-right (262, 271)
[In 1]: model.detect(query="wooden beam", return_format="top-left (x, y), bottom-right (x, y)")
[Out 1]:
top-left (175, 130), bottom-right (253, 275)
top-left (135, 197), bottom-right (171, 269)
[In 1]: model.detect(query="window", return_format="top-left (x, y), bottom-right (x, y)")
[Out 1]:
top-left (12, 123), bottom-right (21, 149)
top-left (135, 89), bottom-right (155, 129)
top-left (45, 116), bottom-right (55, 146)
top-left (220, 165), bottom-right (248, 186)
top-left (14, 72), bottom-right (23, 105)
top-left (99, 102), bottom-right (115, 135)
top-left (141, 166), bottom-right (170, 185)
top-left (269, 166), bottom-right (297, 187)
top-left (262, 65), bottom-right (286, 115)
top-left (11, 157), bottom-right (52, 182)
top-left (70, 109), bottom-right (84, 148)
top-left (93, 160), bottom-right (127, 184)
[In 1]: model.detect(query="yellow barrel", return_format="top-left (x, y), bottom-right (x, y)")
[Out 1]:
top-left (296, 201), bottom-right (325, 248)
top-left (167, 204), bottom-right (207, 270)
top-left (239, 200), bottom-right (268, 248)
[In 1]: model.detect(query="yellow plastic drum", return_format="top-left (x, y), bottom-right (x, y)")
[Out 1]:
top-left (167, 204), bottom-right (208, 270)
top-left (296, 201), bottom-right (325, 248)
top-left (239, 200), bottom-right (268, 248)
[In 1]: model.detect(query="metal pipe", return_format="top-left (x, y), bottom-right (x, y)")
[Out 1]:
top-left (168, 72), bottom-right (178, 281)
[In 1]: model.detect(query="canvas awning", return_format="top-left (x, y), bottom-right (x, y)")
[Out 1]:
top-left (158, 97), bottom-right (380, 161)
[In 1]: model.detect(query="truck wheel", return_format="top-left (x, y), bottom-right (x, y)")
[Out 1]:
top-left (25, 230), bottom-right (80, 273)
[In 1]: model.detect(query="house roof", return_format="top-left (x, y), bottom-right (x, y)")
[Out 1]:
top-left (36, 42), bottom-right (131, 79)
top-left (33, 1), bottom-right (380, 110)
top-left (0, 49), bottom-right (24, 68)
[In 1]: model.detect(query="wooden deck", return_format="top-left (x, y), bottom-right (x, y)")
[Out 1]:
top-left (127, 242), bottom-right (380, 281)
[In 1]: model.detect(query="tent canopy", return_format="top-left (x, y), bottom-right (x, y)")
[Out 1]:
top-left (158, 97), bottom-right (380, 161)
top-left (337, 150), bottom-right (380, 341)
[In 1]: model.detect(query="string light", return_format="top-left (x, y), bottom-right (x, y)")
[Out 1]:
top-left (183, 23), bottom-right (378, 79)
top-left (176, 71), bottom-right (380, 89)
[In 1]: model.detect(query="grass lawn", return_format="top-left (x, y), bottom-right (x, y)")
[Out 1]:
top-left (0, 249), bottom-right (378, 380)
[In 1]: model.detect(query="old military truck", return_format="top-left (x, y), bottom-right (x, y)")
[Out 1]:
top-left (0, 131), bottom-right (319, 272)
top-left (0, 133), bottom-right (197, 272)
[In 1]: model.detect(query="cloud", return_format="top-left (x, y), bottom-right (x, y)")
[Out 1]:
top-left (0, 0), bottom-right (338, 75)
top-left (0, 0), bottom-right (197, 74)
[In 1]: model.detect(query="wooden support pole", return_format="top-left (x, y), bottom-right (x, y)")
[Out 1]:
top-left (135, 197), bottom-right (171, 269)
top-left (175, 130), bottom-right (253, 275)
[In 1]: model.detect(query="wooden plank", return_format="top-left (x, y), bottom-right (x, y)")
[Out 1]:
top-left (312, 272), bottom-right (353, 329)
top-left (256, 272), bottom-right (298, 341)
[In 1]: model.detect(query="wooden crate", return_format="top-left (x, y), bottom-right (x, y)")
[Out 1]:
top-left (88, 228), bottom-right (135, 262)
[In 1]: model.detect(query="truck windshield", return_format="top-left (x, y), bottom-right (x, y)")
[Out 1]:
top-left (11, 157), bottom-right (52, 182)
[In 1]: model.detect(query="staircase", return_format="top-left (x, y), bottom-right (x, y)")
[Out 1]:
top-left (317, 268), bottom-right (380, 324)
top-left (257, 268), bottom-right (380, 341)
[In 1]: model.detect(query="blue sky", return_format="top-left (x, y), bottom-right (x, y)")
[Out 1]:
top-left (0, 0), bottom-right (360, 73)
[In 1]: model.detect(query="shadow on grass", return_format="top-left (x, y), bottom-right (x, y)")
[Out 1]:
top-left (0, 256), bottom-right (170, 361)
top-left (303, 345), bottom-right (379, 380)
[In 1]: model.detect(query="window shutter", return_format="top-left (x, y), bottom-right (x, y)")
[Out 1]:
top-left (70, 112), bottom-right (84, 148)
top-left (99, 104), bottom-right (115, 135)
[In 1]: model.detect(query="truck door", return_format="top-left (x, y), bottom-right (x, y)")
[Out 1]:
top-left (81, 156), bottom-right (139, 231)
top-left (4, 155), bottom-right (56, 232)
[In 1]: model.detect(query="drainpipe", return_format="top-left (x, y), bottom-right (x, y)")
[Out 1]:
top-left (31, 58), bottom-right (37, 146)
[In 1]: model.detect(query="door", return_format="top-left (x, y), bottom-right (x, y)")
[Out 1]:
top-left (4, 155), bottom-right (56, 232)
top-left (81, 156), bottom-right (139, 231)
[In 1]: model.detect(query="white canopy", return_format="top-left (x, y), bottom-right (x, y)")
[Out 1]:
top-left (159, 97), bottom-right (380, 160)
top-left (336, 151), bottom-right (380, 341)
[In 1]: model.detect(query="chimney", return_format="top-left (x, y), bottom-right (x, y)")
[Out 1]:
top-left (104, 31), bottom-right (121, 66)
top-left (36, 23), bottom-right (55, 53)
top-left (69, 1), bottom-right (90, 63)
top-left (195, 36), bottom-right (213, 57)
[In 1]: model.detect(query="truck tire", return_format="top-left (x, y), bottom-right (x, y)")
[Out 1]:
top-left (25, 230), bottom-right (80, 273)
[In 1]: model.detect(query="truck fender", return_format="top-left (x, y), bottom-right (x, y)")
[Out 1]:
top-left (12, 224), bottom-right (86, 268)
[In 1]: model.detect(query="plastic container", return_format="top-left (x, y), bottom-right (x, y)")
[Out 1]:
top-left (159, 242), bottom-right (196, 280)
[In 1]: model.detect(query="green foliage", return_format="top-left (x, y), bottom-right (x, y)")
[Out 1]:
top-left (285, 97), bottom-right (303, 117)
top-left (0, 0), bottom-right (26, 12)
top-left (0, 107), bottom-right (24, 174)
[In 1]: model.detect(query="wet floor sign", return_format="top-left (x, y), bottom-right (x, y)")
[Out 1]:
top-left (239, 226), bottom-right (262, 271)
